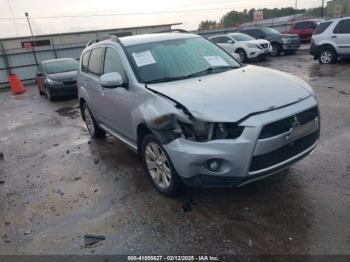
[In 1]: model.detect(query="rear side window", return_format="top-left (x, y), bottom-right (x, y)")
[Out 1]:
top-left (295, 22), bottom-right (316, 30)
top-left (88, 48), bottom-right (104, 76)
top-left (103, 48), bottom-right (126, 81)
top-left (211, 36), bottom-right (232, 44)
top-left (314, 21), bottom-right (332, 35)
top-left (334, 19), bottom-right (350, 34)
top-left (81, 51), bottom-right (91, 73)
top-left (294, 22), bottom-right (306, 30)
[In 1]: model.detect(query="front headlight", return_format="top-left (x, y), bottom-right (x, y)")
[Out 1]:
top-left (180, 121), bottom-right (244, 142)
top-left (46, 78), bottom-right (61, 85)
top-left (247, 44), bottom-right (258, 49)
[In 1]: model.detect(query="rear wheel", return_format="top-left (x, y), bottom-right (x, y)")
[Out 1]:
top-left (319, 47), bottom-right (337, 64)
top-left (82, 103), bottom-right (106, 139)
top-left (142, 134), bottom-right (182, 196)
top-left (271, 43), bottom-right (282, 56)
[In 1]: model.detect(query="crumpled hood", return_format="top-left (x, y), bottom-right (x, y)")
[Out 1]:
top-left (47, 70), bottom-right (77, 82)
top-left (147, 65), bottom-right (312, 122)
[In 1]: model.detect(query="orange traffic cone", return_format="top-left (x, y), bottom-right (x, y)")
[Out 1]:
top-left (8, 74), bottom-right (26, 95)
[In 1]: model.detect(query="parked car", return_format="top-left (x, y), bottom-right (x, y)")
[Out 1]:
top-left (208, 33), bottom-right (272, 62)
top-left (310, 16), bottom-right (350, 64)
top-left (36, 58), bottom-right (79, 101)
top-left (78, 32), bottom-right (320, 196)
top-left (241, 27), bottom-right (300, 56)
top-left (283, 19), bottom-right (323, 42)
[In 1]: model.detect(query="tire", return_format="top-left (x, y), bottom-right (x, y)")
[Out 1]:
top-left (235, 49), bottom-right (247, 63)
top-left (82, 102), bottom-right (106, 139)
top-left (318, 47), bottom-right (337, 64)
top-left (38, 87), bottom-right (45, 96)
top-left (46, 86), bottom-right (54, 101)
top-left (271, 43), bottom-right (282, 56)
top-left (141, 134), bottom-right (183, 197)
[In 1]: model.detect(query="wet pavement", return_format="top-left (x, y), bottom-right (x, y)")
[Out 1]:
top-left (0, 52), bottom-right (350, 255)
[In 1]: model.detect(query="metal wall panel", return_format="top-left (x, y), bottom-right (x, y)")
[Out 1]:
top-left (7, 52), bottom-right (36, 67)
top-left (0, 24), bottom-right (173, 87)
top-left (0, 56), bottom-right (6, 69)
top-left (56, 47), bottom-right (84, 60)
top-left (11, 65), bottom-right (38, 81)
top-left (0, 70), bottom-right (8, 84)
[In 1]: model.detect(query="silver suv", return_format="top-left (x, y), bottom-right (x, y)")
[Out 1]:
top-left (78, 32), bottom-right (320, 196)
top-left (310, 16), bottom-right (350, 64)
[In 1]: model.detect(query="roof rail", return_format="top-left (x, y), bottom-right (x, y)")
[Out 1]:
top-left (156, 29), bottom-right (190, 33)
top-left (86, 35), bottom-right (120, 47)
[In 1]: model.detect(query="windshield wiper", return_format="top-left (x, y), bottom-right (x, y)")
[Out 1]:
top-left (144, 66), bottom-right (238, 84)
top-left (186, 66), bottom-right (238, 78)
top-left (144, 75), bottom-right (190, 84)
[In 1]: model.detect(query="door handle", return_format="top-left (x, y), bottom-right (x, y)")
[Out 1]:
top-left (331, 35), bottom-right (337, 38)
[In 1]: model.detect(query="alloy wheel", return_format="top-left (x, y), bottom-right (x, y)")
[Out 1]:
top-left (84, 106), bottom-right (95, 135)
top-left (320, 51), bottom-right (332, 64)
top-left (145, 142), bottom-right (171, 189)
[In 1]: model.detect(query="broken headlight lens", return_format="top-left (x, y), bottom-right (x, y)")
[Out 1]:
top-left (180, 121), bottom-right (244, 142)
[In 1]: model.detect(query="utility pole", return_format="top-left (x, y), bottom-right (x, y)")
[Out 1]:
top-left (322, 0), bottom-right (325, 17)
top-left (25, 12), bottom-right (38, 68)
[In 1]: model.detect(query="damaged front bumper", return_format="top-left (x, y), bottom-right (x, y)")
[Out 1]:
top-left (162, 96), bottom-right (319, 187)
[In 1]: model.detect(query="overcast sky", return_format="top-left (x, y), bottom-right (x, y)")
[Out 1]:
top-left (0, 0), bottom-right (322, 38)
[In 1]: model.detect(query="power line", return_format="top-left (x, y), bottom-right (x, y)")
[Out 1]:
top-left (0, 0), bottom-right (322, 20)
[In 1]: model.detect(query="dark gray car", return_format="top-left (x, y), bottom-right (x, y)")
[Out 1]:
top-left (36, 58), bottom-right (79, 101)
top-left (241, 27), bottom-right (300, 56)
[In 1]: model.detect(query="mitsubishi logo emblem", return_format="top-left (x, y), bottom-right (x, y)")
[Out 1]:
top-left (292, 115), bottom-right (301, 127)
top-left (286, 116), bottom-right (301, 140)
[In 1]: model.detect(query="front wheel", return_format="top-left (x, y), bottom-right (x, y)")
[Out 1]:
top-left (46, 86), bottom-right (54, 101)
top-left (319, 47), bottom-right (337, 64)
top-left (271, 43), bottom-right (282, 56)
top-left (142, 134), bottom-right (182, 196)
top-left (235, 49), bottom-right (247, 63)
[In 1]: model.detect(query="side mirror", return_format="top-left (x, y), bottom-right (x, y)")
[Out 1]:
top-left (231, 52), bottom-right (241, 63)
top-left (227, 39), bottom-right (234, 44)
top-left (100, 72), bottom-right (124, 88)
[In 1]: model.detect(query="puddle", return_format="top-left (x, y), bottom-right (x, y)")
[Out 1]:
top-left (309, 64), bottom-right (337, 79)
top-left (56, 106), bottom-right (80, 119)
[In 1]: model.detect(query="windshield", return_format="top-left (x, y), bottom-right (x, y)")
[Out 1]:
top-left (262, 27), bottom-right (280, 35)
top-left (125, 37), bottom-right (240, 84)
top-left (229, 33), bottom-right (255, 41)
top-left (45, 60), bottom-right (78, 74)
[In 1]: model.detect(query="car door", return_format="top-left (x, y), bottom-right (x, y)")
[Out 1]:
top-left (333, 19), bottom-right (350, 54)
top-left (84, 47), bottom-right (106, 122)
top-left (99, 46), bottom-right (134, 138)
top-left (211, 36), bottom-right (236, 53)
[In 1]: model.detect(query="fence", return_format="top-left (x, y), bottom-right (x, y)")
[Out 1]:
top-left (0, 23), bottom-right (178, 89)
top-left (0, 41), bottom-right (86, 88)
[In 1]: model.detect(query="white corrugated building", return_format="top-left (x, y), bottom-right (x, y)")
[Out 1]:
top-left (0, 23), bottom-right (181, 88)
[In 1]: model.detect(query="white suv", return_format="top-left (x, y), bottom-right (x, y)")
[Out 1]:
top-left (209, 33), bottom-right (272, 62)
top-left (310, 16), bottom-right (350, 64)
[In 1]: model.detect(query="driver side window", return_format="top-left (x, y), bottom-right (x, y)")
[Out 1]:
top-left (103, 47), bottom-right (126, 82)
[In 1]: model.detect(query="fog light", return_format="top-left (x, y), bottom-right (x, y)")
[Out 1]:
top-left (206, 159), bottom-right (220, 172)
